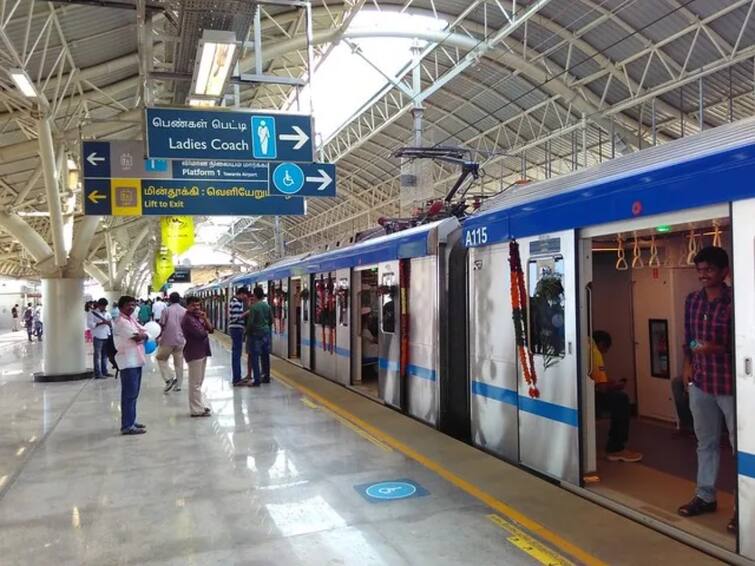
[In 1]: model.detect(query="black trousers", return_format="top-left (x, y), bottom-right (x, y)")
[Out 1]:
top-left (596, 390), bottom-right (630, 453)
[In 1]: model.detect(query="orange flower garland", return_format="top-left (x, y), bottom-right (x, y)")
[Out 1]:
top-left (509, 240), bottom-right (540, 398)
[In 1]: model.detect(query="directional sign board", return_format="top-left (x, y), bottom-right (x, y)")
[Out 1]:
top-left (84, 140), bottom-right (335, 200)
top-left (82, 140), bottom-right (308, 216)
top-left (146, 107), bottom-right (314, 162)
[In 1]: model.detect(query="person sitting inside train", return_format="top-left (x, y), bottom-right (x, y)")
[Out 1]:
top-left (590, 330), bottom-right (643, 463)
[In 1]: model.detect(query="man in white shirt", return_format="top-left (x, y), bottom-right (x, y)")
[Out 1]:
top-left (157, 292), bottom-right (187, 393)
top-left (113, 295), bottom-right (148, 435)
top-left (152, 296), bottom-right (167, 322)
top-left (87, 298), bottom-right (113, 379)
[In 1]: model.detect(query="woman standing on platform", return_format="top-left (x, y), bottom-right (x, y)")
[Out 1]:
top-left (181, 296), bottom-right (214, 417)
top-left (113, 296), bottom-right (148, 435)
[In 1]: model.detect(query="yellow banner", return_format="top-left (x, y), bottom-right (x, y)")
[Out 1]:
top-left (152, 248), bottom-right (174, 291)
top-left (160, 216), bottom-right (194, 256)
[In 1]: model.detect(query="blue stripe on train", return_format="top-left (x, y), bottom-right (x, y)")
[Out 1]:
top-left (471, 380), bottom-right (578, 428)
top-left (739, 451), bottom-right (755, 479)
top-left (378, 358), bottom-right (437, 381)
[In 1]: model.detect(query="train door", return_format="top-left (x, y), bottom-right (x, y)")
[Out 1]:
top-left (271, 279), bottom-right (288, 358)
top-left (313, 272), bottom-right (337, 380)
top-left (351, 267), bottom-right (380, 399)
top-left (289, 277), bottom-right (301, 362)
top-left (378, 261), bottom-right (401, 409)
top-left (468, 243), bottom-right (519, 461)
top-left (407, 255), bottom-right (439, 426)
top-left (580, 207), bottom-right (737, 553)
top-left (733, 199), bottom-right (755, 559)
top-left (518, 231), bottom-right (580, 484)
top-left (301, 276), bottom-right (312, 370)
top-left (334, 268), bottom-right (351, 386)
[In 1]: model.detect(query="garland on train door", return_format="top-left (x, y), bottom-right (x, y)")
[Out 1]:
top-left (316, 278), bottom-right (326, 350)
top-left (509, 240), bottom-right (540, 399)
top-left (399, 259), bottom-right (411, 386)
top-left (326, 275), bottom-right (336, 354)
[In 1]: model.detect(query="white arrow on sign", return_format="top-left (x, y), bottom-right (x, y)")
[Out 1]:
top-left (86, 152), bottom-right (105, 166)
top-left (278, 126), bottom-right (309, 151)
top-left (305, 168), bottom-right (333, 192)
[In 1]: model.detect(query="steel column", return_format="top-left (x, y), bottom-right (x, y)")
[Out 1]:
top-left (38, 116), bottom-right (67, 268)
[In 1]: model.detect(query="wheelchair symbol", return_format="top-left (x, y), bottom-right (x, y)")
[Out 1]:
top-left (272, 162), bottom-right (304, 195)
top-left (365, 481), bottom-right (417, 500)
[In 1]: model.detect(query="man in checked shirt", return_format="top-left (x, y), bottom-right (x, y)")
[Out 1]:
top-left (677, 246), bottom-right (736, 534)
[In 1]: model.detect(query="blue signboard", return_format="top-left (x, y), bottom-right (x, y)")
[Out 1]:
top-left (146, 107), bottom-right (313, 162)
top-left (354, 479), bottom-right (429, 503)
top-left (83, 140), bottom-right (335, 199)
top-left (83, 178), bottom-right (304, 217)
top-left (270, 162), bottom-right (335, 196)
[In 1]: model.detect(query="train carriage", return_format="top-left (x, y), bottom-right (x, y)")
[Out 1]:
top-left (460, 116), bottom-right (755, 561)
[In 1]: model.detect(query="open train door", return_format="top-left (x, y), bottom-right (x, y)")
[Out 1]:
top-left (517, 231), bottom-right (580, 485)
top-left (733, 199), bottom-right (755, 559)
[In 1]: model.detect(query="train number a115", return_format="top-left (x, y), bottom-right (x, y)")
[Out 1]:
top-left (465, 227), bottom-right (488, 247)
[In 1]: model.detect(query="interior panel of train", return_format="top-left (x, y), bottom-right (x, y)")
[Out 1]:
top-left (351, 267), bottom-right (380, 399)
top-left (580, 207), bottom-right (737, 551)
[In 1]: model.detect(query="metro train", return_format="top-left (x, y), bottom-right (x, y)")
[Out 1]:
top-left (191, 117), bottom-right (755, 563)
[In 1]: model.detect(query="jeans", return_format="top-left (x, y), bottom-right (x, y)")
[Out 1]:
top-left (230, 327), bottom-right (244, 383)
top-left (596, 390), bottom-right (630, 453)
top-left (187, 357), bottom-right (208, 415)
top-left (120, 367), bottom-right (142, 431)
top-left (688, 383), bottom-right (735, 502)
top-left (671, 376), bottom-right (694, 431)
top-left (250, 333), bottom-right (271, 385)
top-left (93, 338), bottom-right (109, 377)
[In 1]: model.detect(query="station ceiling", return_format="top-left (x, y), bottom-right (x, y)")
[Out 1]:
top-left (0, 0), bottom-right (753, 282)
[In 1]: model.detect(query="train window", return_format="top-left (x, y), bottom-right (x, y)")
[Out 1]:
top-left (380, 272), bottom-right (396, 334)
top-left (527, 256), bottom-right (566, 359)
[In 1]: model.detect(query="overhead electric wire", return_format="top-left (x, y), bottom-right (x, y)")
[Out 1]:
top-left (333, 0), bottom-right (626, 185)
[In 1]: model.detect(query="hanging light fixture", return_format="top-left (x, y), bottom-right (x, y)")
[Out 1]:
top-left (188, 30), bottom-right (238, 105)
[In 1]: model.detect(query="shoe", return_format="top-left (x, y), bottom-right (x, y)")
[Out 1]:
top-left (678, 496), bottom-right (717, 517)
top-left (121, 427), bottom-right (146, 435)
top-left (727, 515), bottom-right (737, 533)
top-left (190, 408), bottom-right (211, 417)
top-left (174, 386), bottom-right (181, 392)
top-left (134, 423), bottom-right (146, 429)
top-left (262, 377), bottom-right (270, 384)
top-left (240, 377), bottom-right (251, 384)
top-left (233, 381), bottom-right (246, 387)
top-left (248, 381), bottom-right (261, 387)
top-left (606, 449), bottom-right (643, 463)
top-left (164, 378), bottom-right (177, 393)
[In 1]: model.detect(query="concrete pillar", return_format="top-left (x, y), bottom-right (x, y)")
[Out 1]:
top-left (36, 277), bottom-right (92, 381)
top-left (103, 290), bottom-right (122, 304)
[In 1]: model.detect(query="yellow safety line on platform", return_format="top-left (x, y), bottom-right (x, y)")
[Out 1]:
top-left (270, 369), bottom-right (606, 566)
top-left (299, 392), bottom-right (392, 452)
top-left (487, 514), bottom-right (574, 566)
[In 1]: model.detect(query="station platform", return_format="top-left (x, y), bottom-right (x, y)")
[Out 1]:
top-left (0, 331), bottom-right (722, 565)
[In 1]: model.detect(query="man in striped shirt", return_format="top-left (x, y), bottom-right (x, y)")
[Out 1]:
top-left (677, 246), bottom-right (735, 534)
top-left (229, 287), bottom-right (250, 386)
